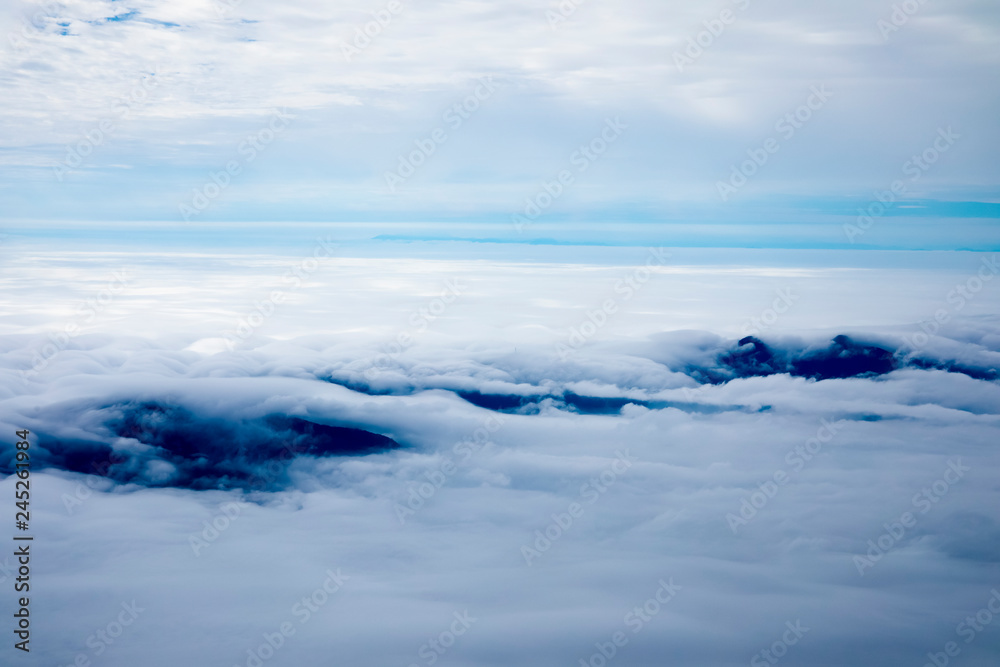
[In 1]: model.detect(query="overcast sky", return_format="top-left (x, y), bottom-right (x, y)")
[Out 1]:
top-left (1, 0), bottom-right (998, 234)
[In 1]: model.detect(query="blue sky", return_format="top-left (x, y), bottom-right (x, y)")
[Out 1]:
top-left (0, 0), bottom-right (998, 248)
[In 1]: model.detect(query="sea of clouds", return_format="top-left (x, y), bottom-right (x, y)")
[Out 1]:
top-left (1, 239), bottom-right (999, 666)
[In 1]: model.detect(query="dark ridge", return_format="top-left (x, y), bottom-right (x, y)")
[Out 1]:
top-left (2, 401), bottom-right (403, 492)
top-left (452, 389), bottom-right (646, 415)
top-left (645, 401), bottom-right (755, 415)
top-left (703, 333), bottom-right (1000, 386)
top-left (31, 437), bottom-right (116, 477)
top-left (263, 416), bottom-right (398, 456)
top-left (696, 335), bottom-right (900, 384)
top-left (106, 402), bottom-right (295, 489)
top-left (320, 376), bottom-right (410, 396)
top-left (455, 391), bottom-right (540, 411)
top-left (450, 390), bottom-right (754, 416)
top-left (681, 364), bottom-right (729, 386)
top-left (720, 336), bottom-right (788, 379)
top-left (562, 392), bottom-right (648, 415)
top-left (328, 381), bottom-right (709, 416)
top-left (562, 395), bottom-right (755, 415)
top-left (790, 335), bottom-right (895, 380)
top-left (908, 358), bottom-right (1000, 382)
top-left (110, 402), bottom-right (222, 460)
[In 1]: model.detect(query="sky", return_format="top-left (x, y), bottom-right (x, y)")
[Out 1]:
top-left (0, 0), bottom-right (998, 245)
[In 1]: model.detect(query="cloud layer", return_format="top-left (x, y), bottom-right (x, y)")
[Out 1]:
top-left (1, 238), bottom-right (998, 666)
top-left (3, 321), bottom-right (1000, 666)
top-left (1, 0), bottom-right (997, 225)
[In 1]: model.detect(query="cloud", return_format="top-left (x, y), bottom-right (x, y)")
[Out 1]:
top-left (1, 0), bottom-right (997, 224)
top-left (3, 317), bottom-right (999, 665)
top-left (1, 230), bottom-right (998, 666)
top-left (6, 325), bottom-right (998, 498)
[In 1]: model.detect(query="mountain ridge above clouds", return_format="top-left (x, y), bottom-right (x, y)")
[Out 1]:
top-left (4, 326), bottom-right (997, 491)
